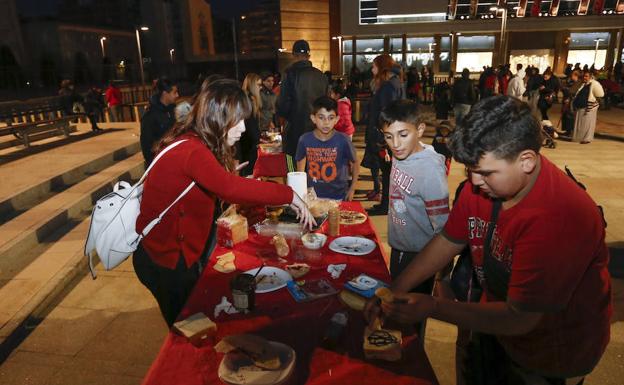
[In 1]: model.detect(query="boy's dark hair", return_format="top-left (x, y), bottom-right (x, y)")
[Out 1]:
top-left (312, 95), bottom-right (338, 114)
top-left (379, 99), bottom-right (421, 129)
top-left (448, 95), bottom-right (541, 167)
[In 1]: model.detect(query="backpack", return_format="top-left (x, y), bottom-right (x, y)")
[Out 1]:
top-left (84, 140), bottom-right (195, 278)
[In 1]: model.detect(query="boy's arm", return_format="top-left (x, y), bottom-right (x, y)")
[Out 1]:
top-left (345, 160), bottom-right (360, 201)
top-left (296, 157), bottom-right (306, 172)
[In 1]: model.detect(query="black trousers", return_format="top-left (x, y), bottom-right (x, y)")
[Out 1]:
top-left (390, 248), bottom-right (434, 294)
top-left (133, 244), bottom-right (201, 327)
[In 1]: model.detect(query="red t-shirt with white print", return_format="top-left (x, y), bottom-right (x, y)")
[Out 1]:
top-left (443, 155), bottom-right (611, 377)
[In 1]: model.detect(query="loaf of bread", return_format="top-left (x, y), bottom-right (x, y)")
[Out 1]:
top-left (217, 213), bottom-right (249, 248)
top-left (173, 312), bottom-right (217, 345)
top-left (271, 234), bottom-right (290, 257)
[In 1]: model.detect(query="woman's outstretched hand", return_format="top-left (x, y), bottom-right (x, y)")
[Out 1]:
top-left (290, 192), bottom-right (317, 230)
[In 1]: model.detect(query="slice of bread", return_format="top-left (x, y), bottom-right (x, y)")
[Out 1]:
top-left (363, 328), bottom-right (402, 362)
top-left (339, 290), bottom-right (366, 311)
top-left (215, 334), bottom-right (281, 370)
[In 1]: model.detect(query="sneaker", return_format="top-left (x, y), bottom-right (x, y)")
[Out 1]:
top-left (366, 204), bottom-right (388, 216)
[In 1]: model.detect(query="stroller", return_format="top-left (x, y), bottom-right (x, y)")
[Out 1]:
top-left (540, 120), bottom-right (557, 149)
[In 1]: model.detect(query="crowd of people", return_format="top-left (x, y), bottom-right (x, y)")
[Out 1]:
top-left (84, 38), bottom-right (612, 385)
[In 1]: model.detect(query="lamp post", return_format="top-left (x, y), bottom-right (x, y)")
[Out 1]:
top-left (169, 48), bottom-right (175, 63)
top-left (449, 32), bottom-right (461, 73)
top-left (135, 26), bottom-right (149, 87)
top-left (332, 36), bottom-right (343, 75)
top-left (100, 37), bottom-right (107, 58)
top-left (593, 38), bottom-right (604, 67)
top-left (491, 5), bottom-right (508, 65)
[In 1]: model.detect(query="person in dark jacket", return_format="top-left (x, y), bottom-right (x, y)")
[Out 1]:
top-left (363, 54), bottom-right (402, 215)
top-left (452, 68), bottom-right (476, 125)
top-left (58, 79), bottom-right (84, 116)
top-left (83, 86), bottom-right (105, 131)
top-left (140, 78), bottom-right (179, 164)
top-left (276, 40), bottom-right (328, 165)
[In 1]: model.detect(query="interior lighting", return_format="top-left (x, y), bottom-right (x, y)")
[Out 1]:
top-left (377, 12), bottom-right (447, 19)
top-left (460, 15), bottom-right (465, 19)
top-left (140, 26), bottom-right (149, 31)
top-left (241, 15), bottom-right (246, 20)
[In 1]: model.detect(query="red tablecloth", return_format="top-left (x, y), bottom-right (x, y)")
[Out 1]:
top-left (141, 202), bottom-right (438, 385)
top-left (253, 149), bottom-right (288, 178)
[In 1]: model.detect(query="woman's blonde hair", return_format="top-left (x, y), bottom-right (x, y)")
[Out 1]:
top-left (242, 73), bottom-right (262, 118)
top-left (372, 54), bottom-right (395, 90)
top-left (158, 79), bottom-right (251, 172)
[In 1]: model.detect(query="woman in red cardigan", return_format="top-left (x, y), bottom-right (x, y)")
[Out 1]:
top-left (134, 79), bottom-right (314, 326)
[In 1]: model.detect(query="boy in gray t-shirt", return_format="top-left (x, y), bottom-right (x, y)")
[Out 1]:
top-left (380, 100), bottom-right (449, 296)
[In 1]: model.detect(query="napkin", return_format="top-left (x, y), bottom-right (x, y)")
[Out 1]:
top-left (213, 296), bottom-right (239, 318)
top-left (327, 264), bottom-right (347, 279)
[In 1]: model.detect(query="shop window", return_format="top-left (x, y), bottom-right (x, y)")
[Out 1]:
top-left (406, 37), bottom-right (434, 51)
top-left (456, 52), bottom-right (493, 72)
top-left (390, 37), bottom-right (403, 52)
top-left (569, 32), bottom-right (610, 49)
top-left (567, 49), bottom-right (607, 69)
top-left (440, 37), bottom-right (451, 50)
top-left (342, 55), bottom-right (353, 75)
top-left (509, 50), bottom-right (553, 74)
top-left (458, 35), bottom-right (495, 50)
top-left (439, 52), bottom-right (451, 73)
top-left (343, 40), bottom-right (353, 54)
top-left (355, 38), bottom-right (384, 53)
top-left (355, 53), bottom-right (377, 71)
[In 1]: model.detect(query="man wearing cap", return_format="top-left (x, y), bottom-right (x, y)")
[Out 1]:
top-left (277, 40), bottom-right (328, 167)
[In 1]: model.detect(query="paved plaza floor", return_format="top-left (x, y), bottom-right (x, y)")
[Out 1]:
top-left (0, 106), bottom-right (623, 385)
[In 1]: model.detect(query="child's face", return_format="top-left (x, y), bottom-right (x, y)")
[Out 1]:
top-left (310, 108), bottom-right (338, 136)
top-left (382, 121), bottom-right (425, 160)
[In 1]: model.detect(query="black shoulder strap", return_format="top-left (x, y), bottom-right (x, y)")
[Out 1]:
top-left (483, 199), bottom-right (510, 301)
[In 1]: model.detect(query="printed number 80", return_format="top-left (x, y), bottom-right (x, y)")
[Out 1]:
top-left (308, 161), bottom-right (337, 182)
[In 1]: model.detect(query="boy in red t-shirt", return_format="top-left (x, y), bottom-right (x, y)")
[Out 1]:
top-left (329, 82), bottom-right (355, 140)
top-left (365, 95), bottom-right (611, 384)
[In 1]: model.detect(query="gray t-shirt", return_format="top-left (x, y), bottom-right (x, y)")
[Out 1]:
top-left (388, 143), bottom-right (449, 252)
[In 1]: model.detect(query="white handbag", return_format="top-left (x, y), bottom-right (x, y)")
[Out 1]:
top-left (84, 140), bottom-right (195, 278)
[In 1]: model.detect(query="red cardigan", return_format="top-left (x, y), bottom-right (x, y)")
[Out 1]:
top-left (334, 97), bottom-right (355, 136)
top-left (136, 134), bottom-right (293, 269)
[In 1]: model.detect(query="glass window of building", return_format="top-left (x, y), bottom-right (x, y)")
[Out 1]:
top-left (456, 52), bottom-right (494, 72)
top-left (342, 54), bottom-right (353, 76)
top-left (406, 37), bottom-right (435, 52)
top-left (456, 35), bottom-right (495, 71)
top-left (356, 38), bottom-right (384, 53)
top-left (568, 32), bottom-right (610, 69)
top-left (458, 35), bottom-right (495, 50)
top-left (343, 39), bottom-right (353, 53)
top-left (390, 37), bottom-right (403, 53)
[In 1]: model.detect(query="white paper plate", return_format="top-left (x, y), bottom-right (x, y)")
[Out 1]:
top-left (329, 236), bottom-right (376, 256)
top-left (218, 340), bottom-right (295, 385)
top-left (243, 267), bottom-right (292, 293)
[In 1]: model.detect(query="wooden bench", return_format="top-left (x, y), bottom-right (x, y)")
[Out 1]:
top-left (0, 116), bottom-right (79, 147)
top-left (0, 96), bottom-right (86, 148)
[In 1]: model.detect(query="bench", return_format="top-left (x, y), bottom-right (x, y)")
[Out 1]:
top-left (0, 96), bottom-right (85, 148)
top-left (0, 116), bottom-right (79, 147)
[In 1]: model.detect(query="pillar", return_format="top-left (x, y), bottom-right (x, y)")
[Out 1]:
top-left (553, 30), bottom-right (570, 75)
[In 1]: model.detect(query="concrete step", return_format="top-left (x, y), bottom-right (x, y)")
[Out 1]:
top-left (0, 217), bottom-right (93, 352)
top-left (0, 153), bottom-right (145, 285)
top-left (0, 129), bottom-right (140, 223)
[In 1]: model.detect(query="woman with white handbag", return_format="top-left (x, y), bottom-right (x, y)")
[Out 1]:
top-left (134, 79), bottom-right (315, 326)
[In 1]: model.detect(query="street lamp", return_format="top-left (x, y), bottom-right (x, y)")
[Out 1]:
top-left (169, 48), bottom-right (175, 63)
top-left (593, 38), bottom-right (604, 67)
top-left (449, 32), bottom-right (461, 73)
top-left (491, 5), bottom-right (508, 65)
top-left (100, 37), bottom-right (107, 58)
top-left (332, 36), bottom-right (343, 75)
top-left (135, 26), bottom-right (149, 87)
